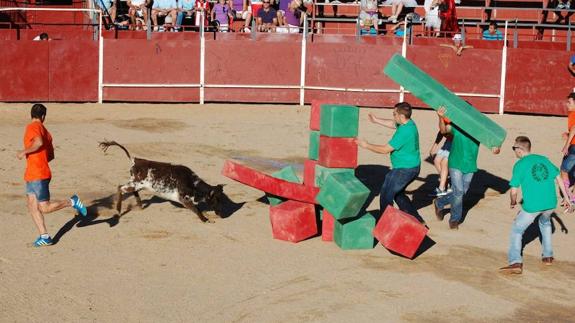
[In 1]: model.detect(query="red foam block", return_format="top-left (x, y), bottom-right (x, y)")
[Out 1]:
top-left (322, 210), bottom-right (335, 241)
top-left (318, 136), bottom-right (358, 168)
top-left (372, 206), bottom-right (428, 258)
top-left (310, 100), bottom-right (322, 131)
top-left (270, 200), bottom-right (318, 243)
top-left (303, 159), bottom-right (318, 187)
top-left (222, 160), bottom-right (319, 204)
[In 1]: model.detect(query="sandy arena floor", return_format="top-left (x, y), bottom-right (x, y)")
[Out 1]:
top-left (1, 103), bottom-right (574, 322)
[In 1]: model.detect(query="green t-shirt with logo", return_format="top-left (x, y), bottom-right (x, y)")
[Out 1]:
top-left (509, 154), bottom-right (559, 213)
top-left (388, 119), bottom-right (420, 169)
top-left (448, 126), bottom-right (480, 173)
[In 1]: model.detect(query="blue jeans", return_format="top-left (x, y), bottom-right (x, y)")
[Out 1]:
top-left (508, 209), bottom-right (553, 264)
top-left (26, 179), bottom-right (51, 202)
top-left (560, 144), bottom-right (575, 172)
top-left (380, 166), bottom-right (422, 222)
top-left (435, 168), bottom-right (474, 223)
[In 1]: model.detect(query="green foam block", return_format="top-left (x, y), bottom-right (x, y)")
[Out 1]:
top-left (383, 54), bottom-right (506, 148)
top-left (267, 166), bottom-right (302, 206)
top-left (316, 172), bottom-right (370, 220)
top-left (314, 164), bottom-right (354, 187)
top-left (334, 213), bottom-right (376, 250)
top-left (308, 131), bottom-right (320, 161)
top-left (320, 105), bottom-right (359, 138)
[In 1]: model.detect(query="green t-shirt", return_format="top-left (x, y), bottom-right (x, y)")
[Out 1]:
top-left (388, 119), bottom-right (420, 169)
top-left (509, 154), bottom-right (559, 213)
top-left (448, 126), bottom-right (479, 173)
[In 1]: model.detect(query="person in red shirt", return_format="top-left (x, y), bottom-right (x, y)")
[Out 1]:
top-left (17, 104), bottom-right (87, 247)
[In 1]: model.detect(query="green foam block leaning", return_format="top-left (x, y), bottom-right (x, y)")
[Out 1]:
top-left (383, 54), bottom-right (506, 149)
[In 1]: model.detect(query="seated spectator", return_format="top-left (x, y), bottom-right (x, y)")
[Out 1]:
top-left (440, 33), bottom-right (473, 56)
top-left (384, 0), bottom-right (417, 24)
top-left (424, 0), bottom-right (441, 37)
top-left (33, 33), bottom-right (50, 41)
top-left (94, 0), bottom-right (117, 24)
top-left (211, 0), bottom-right (233, 31)
top-left (482, 21), bottom-right (503, 40)
top-left (359, 0), bottom-right (379, 35)
top-left (194, 0), bottom-right (211, 28)
top-left (176, 0), bottom-right (196, 31)
top-left (257, 0), bottom-right (278, 32)
top-left (231, 0), bottom-right (253, 32)
top-left (276, 0), bottom-right (305, 33)
top-left (128, 0), bottom-right (149, 30)
top-left (391, 20), bottom-right (411, 38)
top-left (550, 0), bottom-right (574, 23)
top-left (152, 0), bottom-right (178, 31)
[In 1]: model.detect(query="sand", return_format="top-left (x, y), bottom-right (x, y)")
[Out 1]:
top-left (1, 103), bottom-right (574, 322)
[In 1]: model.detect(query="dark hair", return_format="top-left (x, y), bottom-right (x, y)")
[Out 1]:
top-left (31, 103), bottom-right (47, 119)
top-left (515, 136), bottom-right (531, 151)
top-left (39, 33), bottom-right (49, 40)
top-left (489, 21), bottom-right (498, 28)
top-left (394, 102), bottom-right (412, 119)
top-left (568, 92), bottom-right (575, 100)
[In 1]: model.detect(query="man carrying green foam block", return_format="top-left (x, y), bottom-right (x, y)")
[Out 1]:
top-left (433, 107), bottom-right (501, 230)
top-left (383, 54), bottom-right (506, 149)
top-left (356, 102), bottom-right (426, 225)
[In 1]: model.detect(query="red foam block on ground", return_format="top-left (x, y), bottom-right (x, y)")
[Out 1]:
top-left (310, 100), bottom-right (322, 131)
top-left (372, 206), bottom-right (429, 258)
top-left (304, 159), bottom-right (318, 187)
top-left (318, 136), bottom-right (358, 168)
top-left (322, 209), bottom-right (335, 241)
top-left (222, 160), bottom-right (319, 204)
top-left (269, 200), bottom-right (318, 243)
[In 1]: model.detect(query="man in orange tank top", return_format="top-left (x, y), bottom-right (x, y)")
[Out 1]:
top-left (17, 104), bottom-right (87, 247)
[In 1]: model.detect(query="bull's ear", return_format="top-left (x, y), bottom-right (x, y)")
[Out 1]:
top-left (216, 184), bottom-right (224, 193)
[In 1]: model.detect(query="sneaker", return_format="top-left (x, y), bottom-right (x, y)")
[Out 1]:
top-left (499, 263), bottom-right (523, 274)
top-left (449, 221), bottom-right (459, 230)
top-left (34, 236), bottom-right (53, 247)
top-left (434, 187), bottom-right (450, 197)
top-left (542, 257), bottom-right (554, 266)
top-left (433, 199), bottom-right (445, 221)
top-left (71, 195), bottom-right (87, 217)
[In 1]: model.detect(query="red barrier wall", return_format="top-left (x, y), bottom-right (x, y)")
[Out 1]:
top-left (1, 34), bottom-right (574, 116)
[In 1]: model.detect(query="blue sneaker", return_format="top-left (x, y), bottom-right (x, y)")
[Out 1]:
top-left (34, 236), bottom-right (53, 247)
top-left (71, 194), bottom-right (87, 216)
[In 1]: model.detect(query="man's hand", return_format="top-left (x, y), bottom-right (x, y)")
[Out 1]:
top-left (562, 145), bottom-right (569, 156)
top-left (492, 147), bottom-right (501, 155)
top-left (437, 106), bottom-right (446, 117)
top-left (355, 138), bottom-right (369, 149)
top-left (510, 202), bottom-right (516, 209)
top-left (16, 150), bottom-right (26, 160)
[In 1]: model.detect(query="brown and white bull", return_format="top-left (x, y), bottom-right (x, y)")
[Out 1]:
top-left (99, 141), bottom-right (223, 223)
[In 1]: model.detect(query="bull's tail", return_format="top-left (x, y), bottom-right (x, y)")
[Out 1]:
top-left (99, 140), bottom-right (132, 160)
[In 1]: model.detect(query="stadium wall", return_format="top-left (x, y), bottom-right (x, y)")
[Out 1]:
top-left (0, 33), bottom-right (573, 115)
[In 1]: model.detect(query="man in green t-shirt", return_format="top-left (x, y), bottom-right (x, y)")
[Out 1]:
top-left (499, 136), bottom-right (571, 275)
top-left (433, 107), bottom-right (500, 229)
top-left (356, 102), bottom-right (424, 223)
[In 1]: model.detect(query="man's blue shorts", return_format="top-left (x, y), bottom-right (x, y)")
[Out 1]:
top-left (26, 179), bottom-right (51, 202)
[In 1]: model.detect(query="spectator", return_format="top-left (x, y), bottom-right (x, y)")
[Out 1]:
top-left (176, 0), bottom-right (196, 31)
top-left (128, 0), bottom-right (149, 30)
top-left (33, 33), bottom-right (49, 41)
top-left (424, 0), bottom-right (441, 37)
top-left (440, 33), bottom-right (472, 56)
top-left (391, 20), bottom-right (411, 38)
top-left (211, 0), bottom-right (233, 31)
top-left (384, 0), bottom-right (417, 24)
top-left (359, 0), bottom-right (379, 35)
top-left (553, 0), bottom-right (574, 24)
top-left (95, 0), bottom-right (117, 24)
top-left (152, 0), bottom-right (178, 32)
top-left (193, 0), bottom-right (210, 28)
top-left (231, 0), bottom-right (253, 32)
top-left (482, 21), bottom-right (503, 40)
top-left (277, 0), bottom-right (304, 33)
top-left (439, 0), bottom-right (458, 37)
top-left (257, 0), bottom-right (278, 32)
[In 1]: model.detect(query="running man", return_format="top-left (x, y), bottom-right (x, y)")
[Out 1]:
top-left (499, 136), bottom-right (571, 274)
top-left (17, 104), bottom-right (87, 247)
top-left (433, 106), bottom-right (500, 229)
top-left (356, 102), bottom-right (425, 224)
